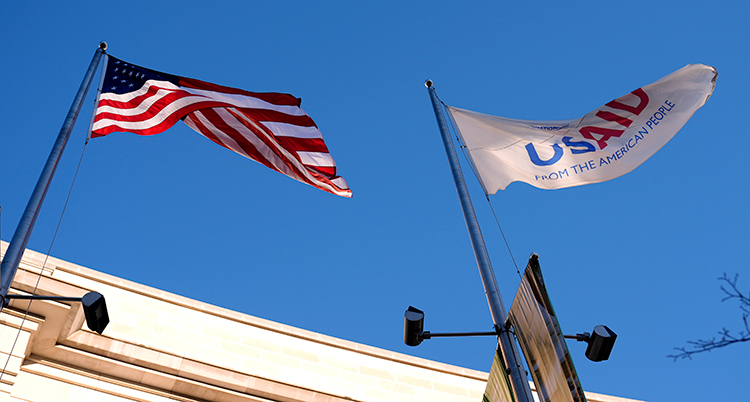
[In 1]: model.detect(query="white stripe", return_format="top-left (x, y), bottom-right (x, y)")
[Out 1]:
top-left (260, 121), bottom-right (323, 139)
top-left (193, 109), bottom-right (350, 196)
top-left (297, 151), bottom-right (335, 167)
top-left (228, 108), bottom-right (341, 193)
top-left (98, 79), bottom-right (181, 102)
top-left (98, 78), bottom-right (307, 117)
top-left (212, 108), bottom-right (300, 179)
top-left (93, 94), bottom-right (213, 132)
top-left (185, 111), bottom-right (251, 160)
top-left (184, 87), bottom-right (306, 116)
top-left (331, 176), bottom-right (349, 190)
top-left (95, 87), bottom-right (186, 117)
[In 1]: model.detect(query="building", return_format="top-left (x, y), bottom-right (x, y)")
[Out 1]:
top-left (0, 241), bottom-right (639, 402)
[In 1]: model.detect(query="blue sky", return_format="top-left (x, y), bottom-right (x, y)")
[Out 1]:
top-left (2, 2), bottom-right (748, 400)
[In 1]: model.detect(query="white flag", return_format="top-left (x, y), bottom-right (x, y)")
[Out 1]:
top-left (446, 64), bottom-right (717, 193)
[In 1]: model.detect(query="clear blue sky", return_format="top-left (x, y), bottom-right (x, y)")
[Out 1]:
top-left (2, 2), bottom-right (748, 400)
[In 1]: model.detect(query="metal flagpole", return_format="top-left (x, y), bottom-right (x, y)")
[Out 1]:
top-left (425, 80), bottom-right (534, 402)
top-left (0, 42), bottom-right (107, 305)
top-left (86, 53), bottom-right (109, 144)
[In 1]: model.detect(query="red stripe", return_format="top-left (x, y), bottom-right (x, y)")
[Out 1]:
top-left (94, 98), bottom-right (227, 136)
top-left (178, 77), bottom-right (302, 106)
top-left (305, 168), bottom-right (347, 191)
top-left (273, 136), bottom-right (329, 155)
top-left (202, 107), bottom-right (345, 193)
top-left (183, 113), bottom-right (227, 149)
top-left (222, 108), bottom-right (312, 181)
top-left (95, 90), bottom-right (210, 123)
top-left (193, 108), bottom-right (267, 162)
top-left (93, 114), bottom-right (186, 136)
top-left (307, 165), bottom-right (337, 178)
top-left (96, 90), bottom-right (314, 132)
top-left (225, 107), bottom-right (343, 192)
top-left (199, 108), bottom-right (296, 177)
top-left (238, 108), bottom-right (318, 127)
top-left (96, 84), bottom-right (186, 110)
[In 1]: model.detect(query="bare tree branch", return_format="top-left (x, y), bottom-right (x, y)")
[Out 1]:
top-left (668, 273), bottom-right (750, 361)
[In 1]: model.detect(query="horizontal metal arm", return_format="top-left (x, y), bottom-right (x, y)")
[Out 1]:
top-left (564, 332), bottom-right (591, 342)
top-left (422, 330), bottom-right (500, 339)
top-left (4, 294), bottom-right (83, 302)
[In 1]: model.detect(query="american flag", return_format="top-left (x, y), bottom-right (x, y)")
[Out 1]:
top-left (92, 55), bottom-right (351, 198)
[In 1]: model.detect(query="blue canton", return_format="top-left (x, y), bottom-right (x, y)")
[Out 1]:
top-left (102, 56), bottom-right (179, 95)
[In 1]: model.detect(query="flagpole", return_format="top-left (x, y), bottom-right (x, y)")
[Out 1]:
top-left (425, 80), bottom-right (534, 402)
top-left (0, 42), bottom-right (107, 304)
top-left (86, 53), bottom-right (109, 144)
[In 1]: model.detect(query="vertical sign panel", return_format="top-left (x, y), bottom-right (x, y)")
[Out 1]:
top-left (483, 344), bottom-right (515, 402)
top-left (509, 255), bottom-right (586, 402)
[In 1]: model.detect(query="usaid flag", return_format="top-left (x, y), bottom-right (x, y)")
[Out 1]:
top-left (446, 64), bottom-right (717, 193)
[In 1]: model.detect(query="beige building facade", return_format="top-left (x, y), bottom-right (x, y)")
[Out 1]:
top-left (0, 241), bottom-right (638, 402)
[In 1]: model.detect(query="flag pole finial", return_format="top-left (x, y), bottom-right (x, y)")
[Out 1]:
top-left (99, 41), bottom-right (108, 50)
top-left (424, 79), bottom-right (433, 88)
